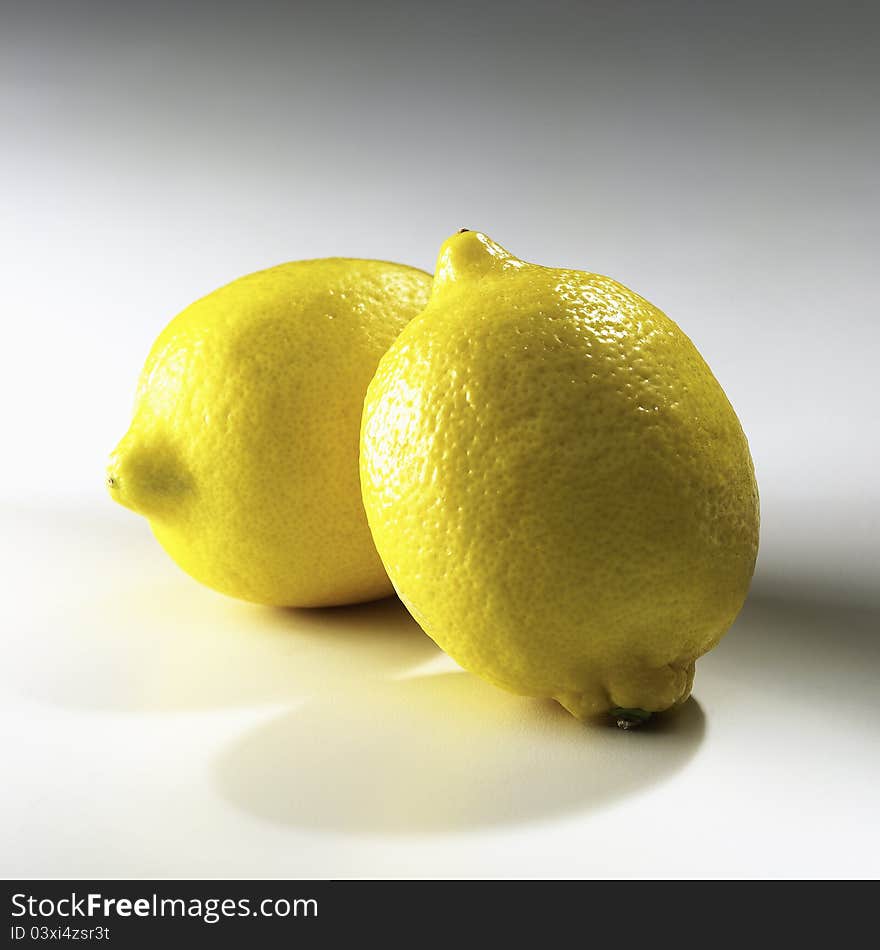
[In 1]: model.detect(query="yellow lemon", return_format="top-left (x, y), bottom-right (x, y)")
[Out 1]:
top-left (108, 258), bottom-right (431, 607)
top-left (361, 231), bottom-right (759, 720)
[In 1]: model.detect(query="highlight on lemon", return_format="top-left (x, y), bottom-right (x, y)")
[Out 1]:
top-left (360, 231), bottom-right (759, 722)
top-left (108, 258), bottom-right (432, 607)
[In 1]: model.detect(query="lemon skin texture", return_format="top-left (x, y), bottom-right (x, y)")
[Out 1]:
top-left (361, 232), bottom-right (759, 718)
top-left (108, 258), bottom-right (432, 607)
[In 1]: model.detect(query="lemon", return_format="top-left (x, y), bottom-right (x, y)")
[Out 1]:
top-left (108, 258), bottom-right (431, 607)
top-left (361, 231), bottom-right (759, 719)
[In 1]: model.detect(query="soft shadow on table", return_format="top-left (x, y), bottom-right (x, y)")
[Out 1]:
top-left (213, 575), bottom-right (880, 835)
top-left (19, 584), bottom-right (439, 712)
top-left (700, 580), bottom-right (880, 717)
top-left (213, 674), bottom-right (705, 834)
top-left (8, 508), bottom-right (436, 712)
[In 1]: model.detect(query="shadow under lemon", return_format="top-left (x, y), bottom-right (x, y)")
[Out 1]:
top-left (13, 509), bottom-right (440, 711)
top-left (699, 583), bottom-right (880, 720)
top-left (27, 592), bottom-right (443, 712)
top-left (210, 580), bottom-right (880, 834)
top-left (213, 673), bottom-right (705, 834)
top-left (22, 509), bottom-right (879, 834)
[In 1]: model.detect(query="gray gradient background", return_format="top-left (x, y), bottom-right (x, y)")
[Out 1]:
top-left (1, 0), bottom-right (878, 878)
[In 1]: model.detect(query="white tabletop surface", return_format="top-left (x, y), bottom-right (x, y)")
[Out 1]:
top-left (2, 502), bottom-right (878, 879)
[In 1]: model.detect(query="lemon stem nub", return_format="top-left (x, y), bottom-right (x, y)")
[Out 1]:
top-left (612, 707), bottom-right (652, 730)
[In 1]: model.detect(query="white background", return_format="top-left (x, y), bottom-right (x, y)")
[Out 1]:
top-left (2, 1), bottom-right (878, 878)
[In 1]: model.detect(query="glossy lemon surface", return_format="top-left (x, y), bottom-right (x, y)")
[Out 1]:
top-left (109, 258), bottom-right (432, 606)
top-left (361, 232), bottom-right (758, 717)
